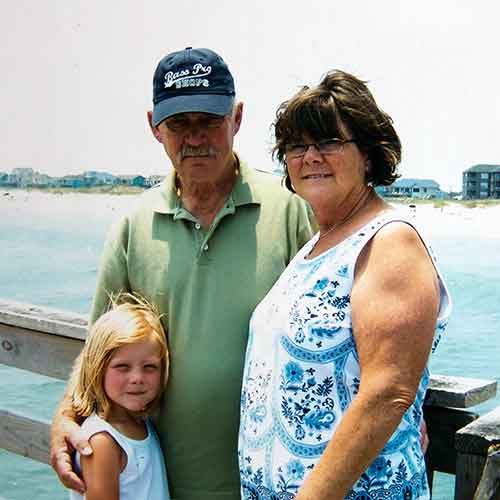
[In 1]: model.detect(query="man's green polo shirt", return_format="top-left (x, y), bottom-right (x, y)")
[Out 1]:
top-left (90, 159), bottom-right (314, 499)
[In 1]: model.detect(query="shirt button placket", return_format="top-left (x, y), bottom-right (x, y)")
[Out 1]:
top-left (193, 221), bottom-right (205, 260)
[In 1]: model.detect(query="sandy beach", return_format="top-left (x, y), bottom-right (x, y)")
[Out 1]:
top-left (394, 201), bottom-right (500, 239)
top-left (0, 189), bottom-right (135, 231)
top-left (2, 188), bottom-right (500, 240)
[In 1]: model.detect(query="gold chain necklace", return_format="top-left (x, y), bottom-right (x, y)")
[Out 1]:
top-left (316, 188), bottom-right (373, 244)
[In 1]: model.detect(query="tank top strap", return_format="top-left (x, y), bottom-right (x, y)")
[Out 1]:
top-left (330, 210), bottom-right (404, 278)
top-left (80, 413), bottom-right (136, 463)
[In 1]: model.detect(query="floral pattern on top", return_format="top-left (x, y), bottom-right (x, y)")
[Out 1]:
top-left (239, 211), bottom-right (452, 500)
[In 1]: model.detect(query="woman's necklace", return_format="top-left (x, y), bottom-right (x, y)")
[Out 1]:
top-left (316, 187), bottom-right (373, 244)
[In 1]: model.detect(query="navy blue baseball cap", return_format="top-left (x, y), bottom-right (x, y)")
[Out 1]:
top-left (152, 47), bottom-right (236, 126)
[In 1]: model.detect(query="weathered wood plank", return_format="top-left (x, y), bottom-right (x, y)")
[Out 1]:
top-left (455, 453), bottom-right (488, 500)
top-left (426, 374), bottom-right (497, 409)
top-left (0, 298), bottom-right (87, 340)
top-left (0, 323), bottom-right (83, 380)
top-left (456, 406), bottom-right (500, 455)
top-left (0, 409), bottom-right (51, 464)
top-left (455, 408), bottom-right (500, 500)
top-left (473, 445), bottom-right (500, 500)
top-left (2, 300), bottom-right (498, 407)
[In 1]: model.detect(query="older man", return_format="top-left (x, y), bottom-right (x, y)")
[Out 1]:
top-left (50, 47), bottom-right (314, 500)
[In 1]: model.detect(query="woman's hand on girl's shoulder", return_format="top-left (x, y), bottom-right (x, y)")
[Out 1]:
top-left (80, 432), bottom-right (125, 500)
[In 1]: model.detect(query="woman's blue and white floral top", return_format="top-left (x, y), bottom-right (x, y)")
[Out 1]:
top-left (238, 211), bottom-right (452, 500)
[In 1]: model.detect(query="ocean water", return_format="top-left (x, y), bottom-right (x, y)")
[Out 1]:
top-left (0, 192), bottom-right (499, 500)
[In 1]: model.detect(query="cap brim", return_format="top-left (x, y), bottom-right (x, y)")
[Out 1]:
top-left (152, 94), bottom-right (234, 126)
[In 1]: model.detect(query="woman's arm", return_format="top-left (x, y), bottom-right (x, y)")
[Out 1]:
top-left (80, 432), bottom-right (124, 500)
top-left (296, 222), bottom-right (440, 499)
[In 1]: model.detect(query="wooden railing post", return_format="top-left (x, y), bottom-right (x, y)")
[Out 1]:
top-left (455, 406), bottom-right (500, 500)
top-left (424, 406), bottom-right (478, 493)
top-left (423, 374), bottom-right (498, 495)
top-left (473, 445), bottom-right (500, 500)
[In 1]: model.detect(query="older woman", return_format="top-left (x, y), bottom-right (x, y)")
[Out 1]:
top-left (238, 71), bottom-right (452, 499)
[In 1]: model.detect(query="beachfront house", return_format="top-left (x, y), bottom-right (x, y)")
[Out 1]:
top-left (9, 167), bottom-right (35, 187)
top-left (146, 175), bottom-right (166, 187)
top-left (30, 172), bottom-right (53, 187)
top-left (57, 174), bottom-right (86, 188)
top-left (115, 175), bottom-right (147, 187)
top-left (379, 178), bottom-right (445, 199)
top-left (5, 167), bottom-right (56, 188)
top-left (0, 172), bottom-right (11, 186)
top-left (82, 171), bottom-right (116, 186)
top-left (462, 164), bottom-right (500, 199)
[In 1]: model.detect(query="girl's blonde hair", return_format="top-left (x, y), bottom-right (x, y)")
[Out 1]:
top-left (71, 293), bottom-right (169, 419)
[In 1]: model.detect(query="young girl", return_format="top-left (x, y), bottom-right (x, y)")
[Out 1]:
top-left (69, 295), bottom-right (170, 500)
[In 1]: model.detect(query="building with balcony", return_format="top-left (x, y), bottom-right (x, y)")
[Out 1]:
top-left (462, 164), bottom-right (500, 199)
top-left (378, 178), bottom-right (445, 199)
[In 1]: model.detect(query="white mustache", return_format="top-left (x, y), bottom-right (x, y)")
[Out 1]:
top-left (180, 145), bottom-right (218, 160)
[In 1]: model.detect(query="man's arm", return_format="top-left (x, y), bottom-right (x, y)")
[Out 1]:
top-left (50, 397), bottom-right (89, 493)
top-left (50, 218), bottom-right (131, 492)
top-left (50, 354), bottom-right (90, 493)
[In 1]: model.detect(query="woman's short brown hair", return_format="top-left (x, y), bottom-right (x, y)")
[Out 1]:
top-left (273, 70), bottom-right (401, 191)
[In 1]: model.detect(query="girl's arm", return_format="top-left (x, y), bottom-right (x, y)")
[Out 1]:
top-left (80, 432), bottom-right (125, 500)
top-left (295, 222), bottom-right (440, 499)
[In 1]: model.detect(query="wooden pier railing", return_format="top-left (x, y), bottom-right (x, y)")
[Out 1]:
top-left (1, 298), bottom-right (499, 499)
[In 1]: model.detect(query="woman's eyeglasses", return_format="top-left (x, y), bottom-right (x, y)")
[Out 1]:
top-left (284, 138), bottom-right (356, 158)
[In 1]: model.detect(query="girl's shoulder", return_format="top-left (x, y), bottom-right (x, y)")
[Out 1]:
top-left (87, 430), bottom-right (123, 458)
top-left (81, 414), bottom-right (128, 454)
top-left (80, 414), bottom-right (128, 472)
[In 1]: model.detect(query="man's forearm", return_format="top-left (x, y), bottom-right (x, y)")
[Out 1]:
top-left (53, 390), bottom-right (79, 427)
top-left (52, 352), bottom-right (83, 431)
top-left (50, 375), bottom-right (88, 493)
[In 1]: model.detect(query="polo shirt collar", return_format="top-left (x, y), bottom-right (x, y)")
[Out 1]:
top-left (152, 153), bottom-right (262, 216)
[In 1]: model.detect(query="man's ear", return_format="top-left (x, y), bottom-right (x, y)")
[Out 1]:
top-left (233, 102), bottom-right (243, 136)
top-left (147, 111), bottom-right (163, 143)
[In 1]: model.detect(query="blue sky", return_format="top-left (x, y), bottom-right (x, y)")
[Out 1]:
top-left (2, 1), bottom-right (499, 191)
